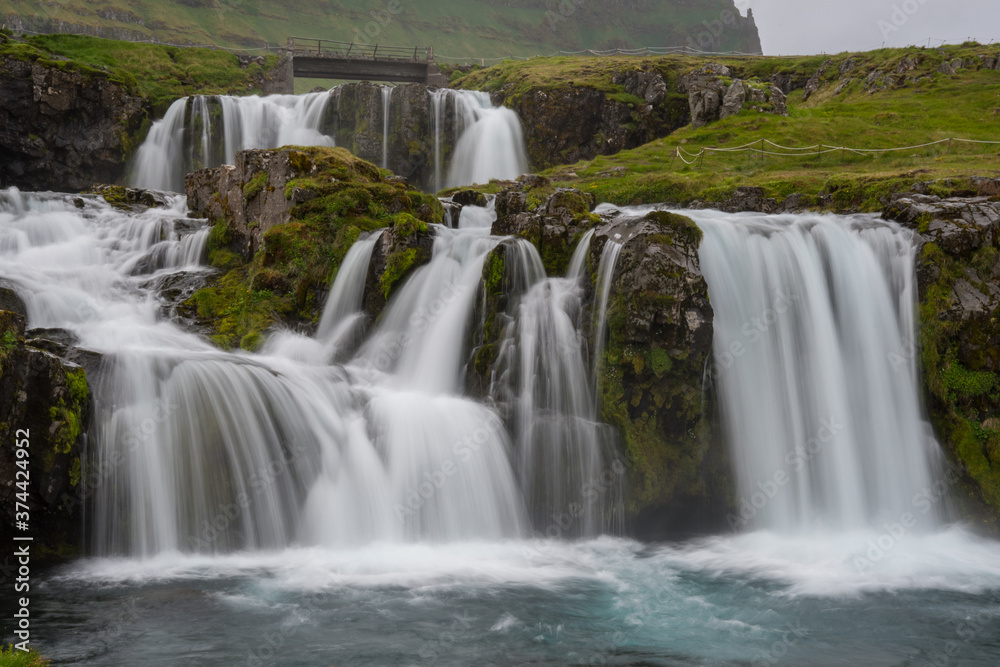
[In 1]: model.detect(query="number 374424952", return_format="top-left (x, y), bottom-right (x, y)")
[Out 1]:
top-left (14, 429), bottom-right (30, 527)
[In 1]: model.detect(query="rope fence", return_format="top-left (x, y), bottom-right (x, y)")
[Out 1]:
top-left (673, 138), bottom-right (1000, 166)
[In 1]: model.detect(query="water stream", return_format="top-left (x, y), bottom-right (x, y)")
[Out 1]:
top-left (1, 192), bottom-right (999, 664)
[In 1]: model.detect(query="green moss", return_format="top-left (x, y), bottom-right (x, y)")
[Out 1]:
top-left (243, 171), bottom-right (269, 200)
top-left (943, 360), bottom-right (998, 401)
top-left (484, 249), bottom-right (505, 295)
top-left (393, 212), bottom-right (428, 238)
top-left (65, 367), bottom-right (88, 405)
top-left (648, 347), bottom-right (673, 376)
top-left (381, 248), bottom-right (422, 299)
top-left (190, 147), bottom-right (436, 345)
top-left (69, 458), bottom-right (82, 487)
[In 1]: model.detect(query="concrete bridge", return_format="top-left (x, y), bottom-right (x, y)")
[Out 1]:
top-left (266, 37), bottom-right (450, 93)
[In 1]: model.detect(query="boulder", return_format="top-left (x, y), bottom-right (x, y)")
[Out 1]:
top-left (451, 190), bottom-right (488, 207)
top-left (0, 309), bottom-right (91, 554)
top-left (588, 210), bottom-right (726, 536)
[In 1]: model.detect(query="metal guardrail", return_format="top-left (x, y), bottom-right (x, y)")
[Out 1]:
top-left (288, 37), bottom-right (433, 62)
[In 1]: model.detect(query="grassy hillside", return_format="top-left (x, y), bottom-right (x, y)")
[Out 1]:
top-left (454, 43), bottom-right (1000, 209)
top-left (0, 32), bottom-right (276, 113)
top-left (1, 0), bottom-right (760, 59)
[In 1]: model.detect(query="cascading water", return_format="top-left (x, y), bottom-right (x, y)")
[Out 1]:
top-left (690, 209), bottom-right (945, 532)
top-left (131, 87), bottom-right (527, 193)
top-left (381, 85), bottom-right (393, 169)
top-left (446, 91), bottom-right (528, 188)
top-left (6, 190), bottom-right (1000, 666)
top-left (132, 92), bottom-right (335, 192)
top-left (488, 229), bottom-right (624, 537)
top-left (430, 88), bottom-right (449, 193)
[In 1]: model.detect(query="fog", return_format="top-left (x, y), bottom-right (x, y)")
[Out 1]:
top-left (739, 0), bottom-right (1000, 55)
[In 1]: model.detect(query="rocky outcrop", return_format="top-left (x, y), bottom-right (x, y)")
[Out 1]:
top-left (678, 64), bottom-right (787, 128)
top-left (183, 146), bottom-right (441, 349)
top-left (590, 210), bottom-right (725, 537)
top-left (324, 82), bottom-right (442, 190)
top-left (491, 179), bottom-right (598, 276)
top-left (488, 71), bottom-right (691, 171)
top-left (883, 195), bottom-right (1000, 527)
top-left (0, 308), bottom-right (92, 556)
top-left (0, 55), bottom-right (148, 191)
top-left (186, 148), bottom-right (311, 260)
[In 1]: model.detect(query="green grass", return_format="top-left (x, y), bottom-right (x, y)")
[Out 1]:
top-left (454, 44), bottom-right (1000, 209)
top-left (0, 646), bottom-right (49, 667)
top-left (0, 0), bottom-right (759, 60)
top-left (0, 33), bottom-right (276, 113)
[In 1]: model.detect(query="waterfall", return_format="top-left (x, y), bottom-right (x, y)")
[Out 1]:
top-left (130, 100), bottom-right (187, 196)
top-left (446, 91), bottom-right (528, 188)
top-left (491, 230), bottom-right (624, 537)
top-left (131, 87), bottom-right (526, 193)
top-left (314, 230), bottom-right (383, 358)
top-left (430, 89), bottom-right (448, 193)
top-left (690, 210), bottom-right (944, 532)
top-left (592, 237), bottom-right (623, 407)
top-left (381, 85), bottom-right (393, 169)
top-left (132, 92), bottom-right (335, 192)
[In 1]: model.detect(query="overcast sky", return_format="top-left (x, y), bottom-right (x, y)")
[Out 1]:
top-left (738, 0), bottom-right (1000, 55)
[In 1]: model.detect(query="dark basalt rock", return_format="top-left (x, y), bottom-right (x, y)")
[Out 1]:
top-left (0, 56), bottom-right (148, 192)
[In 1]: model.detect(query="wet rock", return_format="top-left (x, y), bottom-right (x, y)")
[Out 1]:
top-left (0, 309), bottom-right (90, 553)
top-left (0, 56), bottom-right (148, 192)
top-left (85, 184), bottom-right (167, 210)
top-left (884, 195), bottom-right (1000, 257)
top-left (492, 185), bottom-right (597, 275)
top-left (588, 210), bottom-right (726, 535)
top-left (452, 189), bottom-right (489, 207)
top-left (0, 284), bottom-right (27, 319)
top-left (442, 201), bottom-right (463, 228)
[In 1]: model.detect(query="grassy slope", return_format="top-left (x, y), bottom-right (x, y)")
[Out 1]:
top-left (0, 32), bottom-right (276, 113)
top-left (456, 43), bottom-right (1000, 209)
top-left (0, 0), bottom-right (757, 58)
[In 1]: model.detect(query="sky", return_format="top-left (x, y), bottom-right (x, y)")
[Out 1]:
top-left (738, 0), bottom-right (1000, 55)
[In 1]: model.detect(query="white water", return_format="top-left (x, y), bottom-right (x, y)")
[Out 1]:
top-left (446, 91), bottom-right (528, 188)
top-left (689, 209), bottom-right (945, 532)
top-left (592, 237), bottom-right (623, 408)
top-left (381, 85), bottom-right (393, 169)
top-left (431, 88), bottom-right (449, 193)
top-left (131, 87), bottom-right (527, 193)
top-left (132, 93), bottom-right (335, 192)
top-left (311, 230), bottom-right (383, 360)
top-left (7, 192), bottom-right (1000, 665)
top-left (1, 188), bottom-right (633, 556)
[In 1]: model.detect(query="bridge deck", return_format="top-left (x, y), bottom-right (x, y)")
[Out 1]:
top-left (287, 37), bottom-right (446, 85)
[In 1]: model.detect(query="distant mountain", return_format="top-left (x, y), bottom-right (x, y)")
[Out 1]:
top-left (0, 0), bottom-right (761, 59)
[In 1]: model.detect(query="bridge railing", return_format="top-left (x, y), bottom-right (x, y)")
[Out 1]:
top-left (288, 37), bottom-right (433, 62)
